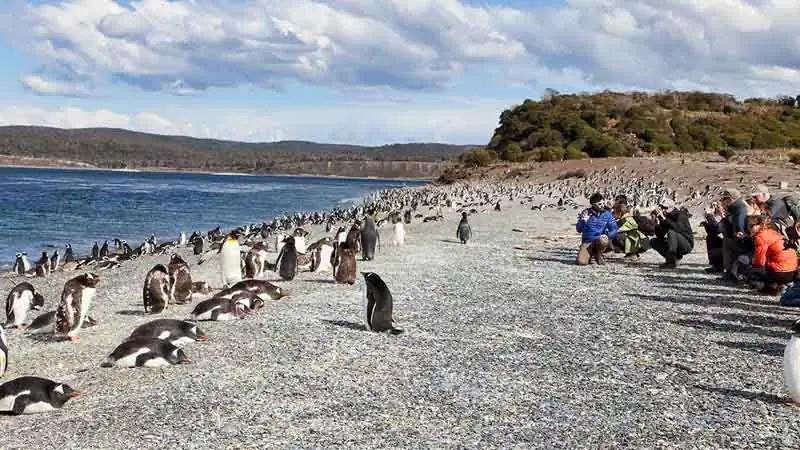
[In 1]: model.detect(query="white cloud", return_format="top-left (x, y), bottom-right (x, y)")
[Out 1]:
top-left (0, 98), bottom-right (505, 145)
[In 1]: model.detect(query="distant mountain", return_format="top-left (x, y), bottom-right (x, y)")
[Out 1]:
top-left (0, 126), bottom-right (475, 178)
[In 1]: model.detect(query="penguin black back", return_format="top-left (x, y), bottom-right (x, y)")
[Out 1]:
top-left (143, 264), bottom-right (170, 314)
top-left (276, 236), bottom-right (298, 281)
top-left (362, 272), bottom-right (403, 334)
top-left (0, 376), bottom-right (80, 414)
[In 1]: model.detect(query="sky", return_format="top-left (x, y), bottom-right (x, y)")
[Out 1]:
top-left (0, 0), bottom-right (798, 146)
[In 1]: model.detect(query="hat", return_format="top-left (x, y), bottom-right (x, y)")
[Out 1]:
top-left (589, 193), bottom-right (604, 205)
top-left (751, 184), bottom-right (769, 196)
top-left (721, 188), bottom-right (741, 199)
top-left (659, 198), bottom-right (675, 209)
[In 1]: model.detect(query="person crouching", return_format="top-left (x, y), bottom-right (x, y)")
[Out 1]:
top-left (746, 214), bottom-right (798, 296)
top-left (649, 198), bottom-right (694, 269)
top-left (575, 193), bottom-right (619, 266)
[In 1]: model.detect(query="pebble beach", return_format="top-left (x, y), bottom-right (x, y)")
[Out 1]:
top-left (3, 165), bottom-right (800, 449)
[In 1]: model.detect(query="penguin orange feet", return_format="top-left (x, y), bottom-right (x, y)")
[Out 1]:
top-left (67, 335), bottom-right (80, 342)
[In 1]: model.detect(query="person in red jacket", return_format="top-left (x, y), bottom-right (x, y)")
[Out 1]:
top-left (747, 214), bottom-right (798, 295)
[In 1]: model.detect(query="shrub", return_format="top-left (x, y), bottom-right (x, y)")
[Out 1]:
top-left (789, 153), bottom-right (800, 165)
top-left (564, 146), bottom-right (586, 160)
top-left (461, 149), bottom-right (495, 167)
top-left (718, 148), bottom-right (736, 160)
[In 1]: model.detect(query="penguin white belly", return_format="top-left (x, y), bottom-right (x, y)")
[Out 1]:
top-left (157, 331), bottom-right (172, 340)
top-left (113, 348), bottom-right (151, 367)
top-left (220, 242), bottom-right (242, 287)
top-left (295, 236), bottom-right (307, 254)
top-left (11, 291), bottom-right (33, 326)
top-left (23, 402), bottom-right (57, 414)
top-left (784, 336), bottom-right (800, 403)
top-left (0, 392), bottom-right (26, 411)
top-left (74, 288), bottom-right (96, 332)
top-left (142, 357), bottom-right (170, 367)
top-left (315, 246), bottom-right (333, 272)
top-left (392, 223), bottom-right (405, 246)
top-left (171, 336), bottom-right (195, 346)
top-left (215, 312), bottom-right (239, 321)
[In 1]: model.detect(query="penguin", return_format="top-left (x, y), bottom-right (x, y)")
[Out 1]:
top-left (219, 231), bottom-right (243, 288)
top-left (99, 240), bottom-right (109, 258)
top-left (12, 253), bottom-right (30, 276)
top-left (64, 244), bottom-right (74, 262)
top-left (335, 226), bottom-right (347, 244)
top-left (91, 242), bottom-right (99, 259)
top-left (360, 218), bottom-right (380, 261)
top-left (213, 289), bottom-right (265, 312)
top-left (404, 210), bottom-right (412, 224)
top-left (167, 254), bottom-right (192, 305)
top-left (456, 212), bottom-right (472, 244)
top-left (227, 279), bottom-right (288, 301)
top-left (25, 310), bottom-right (56, 333)
top-left (0, 376), bottom-right (81, 415)
top-left (244, 242), bottom-right (270, 279)
top-left (392, 221), bottom-right (405, 247)
top-left (4, 282), bottom-right (46, 330)
top-left (191, 281), bottom-right (213, 300)
top-left (189, 297), bottom-right (248, 321)
top-left (192, 236), bottom-right (204, 255)
top-left (34, 252), bottom-right (50, 277)
top-left (784, 318), bottom-right (800, 405)
top-left (311, 240), bottom-right (334, 273)
top-left (128, 319), bottom-right (208, 346)
top-left (346, 223), bottom-right (361, 254)
top-left (494, 201), bottom-right (501, 212)
top-left (333, 242), bottom-right (357, 285)
top-left (143, 264), bottom-right (170, 314)
top-left (103, 337), bottom-right (193, 368)
top-left (178, 232), bottom-right (187, 246)
top-left (275, 235), bottom-right (298, 281)
top-left (54, 272), bottom-right (102, 342)
top-left (293, 228), bottom-right (309, 254)
top-left (50, 250), bottom-right (61, 272)
top-left (362, 272), bottom-right (403, 334)
top-left (0, 326), bottom-right (7, 378)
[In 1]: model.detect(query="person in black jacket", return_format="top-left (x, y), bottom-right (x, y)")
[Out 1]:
top-left (720, 188), bottom-right (752, 281)
top-left (649, 198), bottom-right (694, 269)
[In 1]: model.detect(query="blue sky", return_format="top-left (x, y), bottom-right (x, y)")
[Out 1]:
top-left (0, 0), bottom-right (797, 145)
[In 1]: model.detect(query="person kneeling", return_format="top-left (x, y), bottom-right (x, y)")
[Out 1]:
top-left (649, 199), bottom-right (694, 269)
top-left (575, 193), bottom-right (618, 266)
top-left (746, 214), bottom-right (798, 296)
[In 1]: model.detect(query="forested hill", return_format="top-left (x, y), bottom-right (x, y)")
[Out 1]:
top-left (0, 126), bottom-right (472, 178)
top-left (475, 90), bottom-right (800, 164)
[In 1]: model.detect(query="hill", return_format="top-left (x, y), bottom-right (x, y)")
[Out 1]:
top-left (466, 90), bottom-right (800, 166)
top-left (0, 126), bottom-right (472, 178)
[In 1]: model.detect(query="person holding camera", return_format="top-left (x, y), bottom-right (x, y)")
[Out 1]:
top-left (649, 198), bottom-right (694, 269)
top-left (575, 192), bottom-right (618, 266)
top-left (700, 201), bottom-right (726, 273)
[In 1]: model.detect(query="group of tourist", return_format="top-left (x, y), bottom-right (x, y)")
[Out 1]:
top-left (574, 184), bottom-right (800, 302)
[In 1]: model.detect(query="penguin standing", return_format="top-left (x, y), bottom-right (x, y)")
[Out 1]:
top-left (784, 318), bottom-right (800, 404)
top-left (0, 326), bottom-right (7, 378)
top-left (103, 337), bottom-right (193, 368)
top-left (244, 242), bottom-right (269, 279)
top-left (12, 253), bottom-right (30, 276)
top-left (50, 250), bottom-right (61, 272)
top-left (143, 264), bottom-right (170, 314)
top-left (178, 232), bottom-right (187, 246)
top-left (167, 254), bottom-right (192, 305)
top-left (275, 236), bottom-right (298, 281)
top-left (456, 212), bottom-right (472, 244)
top-left (54, 273), bottom-right (101, 342)
top-left (34, 252), bottom-right (50, 277)
top-left (91, 242), bottom-right (100, 259)
top-left (392, 221), bottom-right (405, 247)
top-left (333, 242), bottom-right (357, 285)
top-left (346, 223), bottom-right (361, 254)
top-left (219, 231), bottom-right (243, 288)
top-left (64, 244), bottom-right (74, 262)
top-left (404, 210), bottom-right (412, 224)
top-left (5, 282), bottom-right (46, 330)
top-left (360, 218), bottom-right (380, 261)
top-left (99, 240), bottom-right (109, 258)
top-left (362, 272), bottom-right (403, 334)
top-left (192, 236), bottom-right (204, 255)
top-left (0, 376), bottom-right (81, 415)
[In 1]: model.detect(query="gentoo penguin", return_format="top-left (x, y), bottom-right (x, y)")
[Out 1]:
top-left (178, 232), bottom-right (187, 246)
top-left (54, 272), bottom-right (101, 342)
top-left (5, 282), bottom-right (46, 330)
top-left (360, 218), bottom-right (380, 261)
top-left (219, 231), bottom-right (243, 288)
top-left (362, 272), bottom-right (403, 335)
top-left (392, 221), bottom-right (406, 247)
top-left (0, 326), bottom-right (7, 377)
top-left (293, 228), bottom-right (309, 254)
top-left (212, 289), bottom-right (265, 312)
top-left (64, 244), bottom-right (74, 262)
top-left (456, 212), bottom-right (472, 244)
top-left (192, 236), bottom-right (204, 255)
top-left (346, 223), bottom-right (361, 254)
top-left (227, 279), bottom-right (288, 301)
top-left (99, 240), bottom-right (109, 258)
top-left (0, 376), bottom-right (81, 415)
top-left (12, 252), bottom-right (30, 276)
top-left (189, 297), bottom-right (248, 321)
top-left (404, 210), bottom-right (412, 224)
top-left (143, 264), bottom-right (170, 314)
top-left (167, 254), bottom-right (192, 305)
top-left (310, 239), bottom-right (334, 273)
top-left (335, 226), bottom-right (347, 244)
top-left (128, 319), bottom-right (208, 346)
top-left (103, 337), bottom-right (192, 368)
top-left (244, 242), bottom-right (270, 279)
top-left (34, 252), bottom-right (50, 277)
top-left (25, 310), bottom-right (56, 333)
top-left (334, 242), bottom-right (357, 285)
top-left (50, 250), bottom-right (61, 272)
top-left (275, 236), bottom-right (298, 281)
top-left (784, 318), bottom-right (800, 404)
top-left (91, 242), bottom-right (99, 259)
top-left (191, 281), bottom-right (213, 301)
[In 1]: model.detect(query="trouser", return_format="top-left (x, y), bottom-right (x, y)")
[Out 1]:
top-left (577, 236), bottom-right (609, 266)
top-left (650, 230), bottom-right (693, 264)
top-left (722, 237), bottom-right (739, 273)
top-left (748, 268), bottom-right (796, 285)
top-left (706, 235), bottom-right (723, 269)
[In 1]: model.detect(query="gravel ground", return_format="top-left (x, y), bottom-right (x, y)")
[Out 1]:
top-left (2, 198), bottom-right (800, 449)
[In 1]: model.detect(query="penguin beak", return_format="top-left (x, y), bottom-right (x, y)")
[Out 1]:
top-left (195, 335), bottom-right (209, 342)
top-left (70, 390), bottom-right (82, 398)
top-left (182, 357), bottom-right (193, 364)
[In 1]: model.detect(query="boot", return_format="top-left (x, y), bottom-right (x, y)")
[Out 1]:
top-left (593, 244), bottom-right (606, 265)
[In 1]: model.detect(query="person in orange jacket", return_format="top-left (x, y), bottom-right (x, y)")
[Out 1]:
top-left (747, 214), bottom-right (798, 295)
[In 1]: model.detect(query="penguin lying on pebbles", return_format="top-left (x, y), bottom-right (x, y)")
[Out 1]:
top-left (362, 272), bottom-right (403, 335)
top-left (128, 319), bottom-right (208, 346)
top-left (26, 311), bottom-right (57, 332)
top-left (5, 282), bottom-right (46, 330)
top-left (211, 288), bottom-right (265, 312)
top-left (0, 376), bottom-right (81, 415)
top-left (189, 297), bottom-right (250, 321)
top-left (226, 279), bottom-right (288, 301)
top-left (103, 337), bottom-right (192, 368)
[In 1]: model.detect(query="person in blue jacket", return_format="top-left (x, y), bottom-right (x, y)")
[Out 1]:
top-left (576, 192), bottom-right (619, 265)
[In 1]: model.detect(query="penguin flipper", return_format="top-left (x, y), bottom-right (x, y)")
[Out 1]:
top-left (11, 394), bottom-right (32, 415)
top-left (135, 352), bottom-right (156, 367)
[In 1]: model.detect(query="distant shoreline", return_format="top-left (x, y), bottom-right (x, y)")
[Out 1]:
top-left (0, 161), bottom-right (436, 183)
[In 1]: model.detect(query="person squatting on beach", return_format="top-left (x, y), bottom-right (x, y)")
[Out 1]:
top-left (610, 195), bottom-right (650, 259)
top-left (700, 201), bottom-right (726, 273)
top-left (648, 198), bottom-right (694, 269)
top-left (575, 193), bottom-right (618, 266)
top-left (745, 214), bottom-right (798, 295)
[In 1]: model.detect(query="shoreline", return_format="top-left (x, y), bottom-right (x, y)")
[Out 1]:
top-left (0, 160), bottom-right (440, 182)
